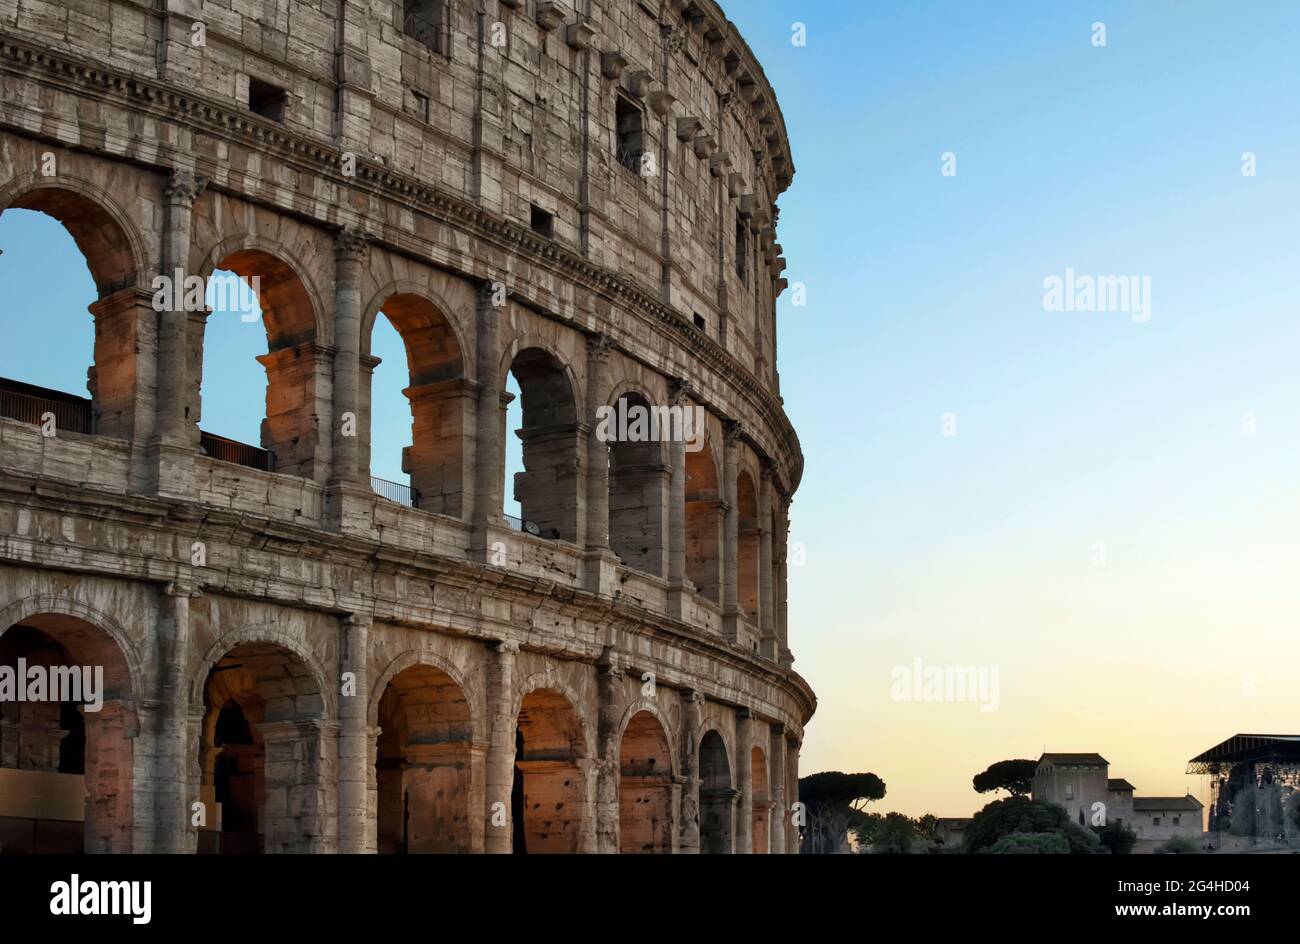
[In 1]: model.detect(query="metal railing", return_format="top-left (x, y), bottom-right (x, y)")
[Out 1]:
top-left (199, 431), bottom-right (273, 472)
top-left (370, 475), bottom-right (419, 507)
top-left (0, 378), bottom-right (93, 434)
top-left (504, 514), bottom-right (559, 539)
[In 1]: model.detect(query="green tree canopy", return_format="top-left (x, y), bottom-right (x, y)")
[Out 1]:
top-left (964, 796), bottom-right (1102, 855)
top-left (1095, 820), bottom-right (1137, 855)
top-left (798, 771), bottom-right (887, 854)
top-left (799, 771), bottom-right (887, 810)
top-left (871, 812), bottom-right (916, 854)
top-left (972, 759), bottom-right (1038, 797)
top-left (986, 832), bottom-right (1070, 854)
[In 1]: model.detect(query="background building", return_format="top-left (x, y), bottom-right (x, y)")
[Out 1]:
top-left (1032, 751), bottom-right (1202, 848)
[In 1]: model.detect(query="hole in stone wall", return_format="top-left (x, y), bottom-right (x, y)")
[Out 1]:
top-left (248, 77), bottom-right (287, 122)
top-left (530, 204), bottom-right (554, 239)
top-left (616, 93), bottom-right (645, 173)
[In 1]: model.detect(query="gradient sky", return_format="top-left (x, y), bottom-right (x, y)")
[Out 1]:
top-left (2, 1), bottom-right (1298, 820)
top-left (726, 0), bottom-right (1300, 817)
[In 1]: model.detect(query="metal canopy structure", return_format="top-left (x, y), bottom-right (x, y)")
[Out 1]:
top-left (1186, 734), bottom-right (1300, 776)
top-left (1188, 734), bottom-right (1300, 842)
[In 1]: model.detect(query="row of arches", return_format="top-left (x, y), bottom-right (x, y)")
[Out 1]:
top-left (0, 182), bottom-right (783, 623)
top-left (0, 608), bottom-right (783, 854)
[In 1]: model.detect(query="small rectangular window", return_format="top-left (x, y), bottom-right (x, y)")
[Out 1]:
top-left (1065, 784), bottom-right (1073, 799)
top-left (693, 313), bottom-right (706, 331)
top-left (530, 204), bottom-right (554, 239)
top-left (1172, 816), bottom-right (1180, 826)
top-left (735, 216), bottom-right (748, 283)
top-left (248, 78), bottom-right (287, 123)
top-left (1153, 816), bottom-right (1161, 826)
top-left (404, 0), bottom-right (449, 55)
top-left (616, 94), bottom-right (644, 174)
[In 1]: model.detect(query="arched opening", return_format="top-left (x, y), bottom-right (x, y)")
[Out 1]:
top-left (0, 613), bottom-right (135, 853)
top-left (197, 641), bottom-right (327, 853)
top-left (736, 471), bottom-right (761, 620)
top-left (197, 249), bottom-right (322, 478)
top-left (607, 392), bottom-right (668, 576)
top-left (375, 663), bottom-right (473, 853)
top-left (618, 710), bottom-right (673, 853)
top-left (685, 439), bottom-right (722, 601)
top-left (699, 729), bottom-right (734, 854)
top-left (751, 745), bottom-right (770, 853)
top-left (511, 688), bottom-right (586, 853)
top-left (503, 347), bottom-right (580, 541)
top-left (364, 294), bottom-right (468, 515)
top-left (0, 190), bottom-right (144, 441)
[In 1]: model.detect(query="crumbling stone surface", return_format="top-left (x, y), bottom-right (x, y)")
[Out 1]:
top-left (0, 0), bottom-right (812, 853)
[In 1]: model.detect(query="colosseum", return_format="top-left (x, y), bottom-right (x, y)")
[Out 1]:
top-left (0, 0), bottom-right (812, 853)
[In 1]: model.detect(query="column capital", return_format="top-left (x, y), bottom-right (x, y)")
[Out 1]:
top-left (164, 169), bottom-right (207, 207)
top-left (723, 419), bottom-right (743, 447)
top-left (335, 225), bottom-right (371, 261)
top-left (668, 375), bottom-right (693, 405)
top-left (491, 639), bottom-right (520, 657)
top-left (586, 332), bottom-right (615, 360)
top-left (477, 277), bottom-right (506, 308)
top-left (163, 581), bottom-right (202, 600)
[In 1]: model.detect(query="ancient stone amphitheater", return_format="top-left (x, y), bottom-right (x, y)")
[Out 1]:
top-left (0, 0), bottom-right (812, 853)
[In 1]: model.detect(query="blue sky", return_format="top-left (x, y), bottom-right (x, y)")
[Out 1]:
top-left (728, 0), bottom-right (1300, 814)
top-left (3, 1), bottom-right (1299, 817)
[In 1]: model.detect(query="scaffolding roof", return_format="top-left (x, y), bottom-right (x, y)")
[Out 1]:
top-left (1186, 734), bottom-right (1300, 775)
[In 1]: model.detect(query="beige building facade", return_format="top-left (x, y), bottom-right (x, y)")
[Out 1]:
top-left (1033, 753), bottom-right (1203, 848)
top-left (0, 0), bottom-right (813, 853)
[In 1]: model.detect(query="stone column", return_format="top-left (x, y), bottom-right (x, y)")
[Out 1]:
top-left (595, 646), bottom-right (624, 853)
top-left (768, 724), bottom-right (786, 854)
top-left (786, 734), bottom-right (801, 854)
top-left (468, 741), bottom-right (489, 853)
top-left (666, 378), bottom-right (691, 619)
top-left (83, 699), bottom-right (137, 853)
top-left (678, 689), bottom-right (702, 853)
top-left (758, 467), bottom-right (777, 658)
top-left (472, 280), bottom-right (509, 562)
top-left (735, 708), bottom-right (753, 853)
top-left (583, 334), bottom-right (618, 593)
top-left (152, 582), bottom-right (197, 853)
top-left (483, 640), bottom-right (518, 853)
top-left (331, 227), bottom-right (368, 487)
top-left (337, 613), bottom-right (370, 853)
top-left (157, 169), bottom-right (205, 445)
top-left (721, 420), bottom-right (742, 642)
top-left (257, 720), bottom-right (330, 853)
top-left (777, 495), bottom-right (793, 666)
top-left (148, 170), bottom-right (205, 497)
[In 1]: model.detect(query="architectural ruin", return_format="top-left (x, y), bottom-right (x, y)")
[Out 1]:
top-left (0, 0), bottom-right (813, 852)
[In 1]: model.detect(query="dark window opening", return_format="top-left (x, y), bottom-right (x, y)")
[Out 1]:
top-left (248, 78), bottom-right (287, 123)
top-left (735, 216), bottom-right (749, 284)
top-left (693, 312), bottom-right (706, 331)
top-left (404, 0), bottom-right (449, 55)
top-left (616, 94), bottom-right (645, 174)
top-left (530, 204), bottom-right (554, 239)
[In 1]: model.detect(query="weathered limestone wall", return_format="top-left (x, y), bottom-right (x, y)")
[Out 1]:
top-left (0, 0), bottom-right (812, 853)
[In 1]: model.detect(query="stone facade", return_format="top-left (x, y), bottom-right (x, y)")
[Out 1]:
top-left (1033, 754), bottom-right (1204, 847)
top-left (0, 0), bottom-right (811, 853)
